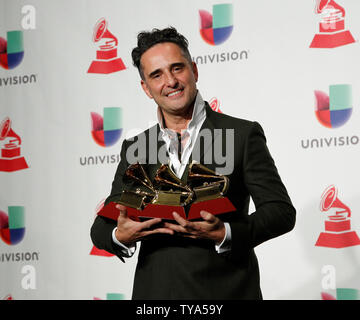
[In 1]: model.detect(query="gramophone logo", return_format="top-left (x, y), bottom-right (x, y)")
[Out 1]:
top-left (310, 0), bottom-right (355, 48)
top-left (314, 84), bottom-right (352, 128)
top-left (0, 117), bottom-right (29, 172)
top-left (199, 3), bottom-right (233, 45)
top-left (315, 185), bottom-right (360, 248)
top-left (87, 18), bottom-right (126, 74)
top-left (209, 97), bottom-right (223, 113)
top-left (0, 31), bottom-right (24, 70)
top-left (91, 107), bottom-right (122, 147)
top-left (0, 206), bottom-right (25, 245)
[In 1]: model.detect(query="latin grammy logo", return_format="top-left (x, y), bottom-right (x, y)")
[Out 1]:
top-left (310, 0), bottom-right (355, 48)
top-left (87, 18), bottom-right (126, 74)
top-left (0, 117), bottom-right (28, 172)
top-left (315, 185), bottom-right (360, 248)
top-left (209, 97), bottom-right (222, 113)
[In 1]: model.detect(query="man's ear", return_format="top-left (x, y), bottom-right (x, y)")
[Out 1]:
top-left (141, 80), bottom-right (153, 99)
top-left (192, 61), bottom-right (199, 83)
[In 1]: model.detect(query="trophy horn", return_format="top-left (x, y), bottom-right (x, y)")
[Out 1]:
top-left (154, 164), bottom-right (189, 192)
top-left (188, 161), bottom-right (229, 195)
top-left (124, 162), bottom-right (155, 192)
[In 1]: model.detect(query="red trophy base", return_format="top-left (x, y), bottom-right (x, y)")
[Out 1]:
top-left (315, 231), bottom-right (360, 248)
top-left (131, 204), bottom-right (186, 221)
top-left (310, 30), bottom-right (355, 48)
top-left (87, 58), bottom-right (126, 74)
top-left (97, 197), bottom-right (236, 222)
top-left (188, 197), bottom-right (236, 220)
top-left (0, 157), bottom-right (28, 172)
top-left (96, 201), bottom-right (186, 222)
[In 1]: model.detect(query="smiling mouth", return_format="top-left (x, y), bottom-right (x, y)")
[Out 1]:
top-left (167, 89), bottom-right (183, 98)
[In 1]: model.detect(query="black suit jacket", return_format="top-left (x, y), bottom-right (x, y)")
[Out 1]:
top-left (91, 103), bottom-right (296, 299)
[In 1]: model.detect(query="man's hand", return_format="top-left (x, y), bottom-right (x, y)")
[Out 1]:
top-left (115, 204), bottom-right (174, 246)
top-left (164, 210), bottom-right (225, 245)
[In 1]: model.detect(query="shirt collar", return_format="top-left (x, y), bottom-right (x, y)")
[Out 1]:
top-left (157, 91), bottom-right (206, 134)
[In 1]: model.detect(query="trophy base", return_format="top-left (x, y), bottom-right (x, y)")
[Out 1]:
top-left (97, 201), bottom-right (187, 222)
top-left (315, 231), bottom-right (360, 248)
top-left (136, 203), bottom-right (186, 221)
top-left (97, 198), bottom-right (236, 223)
top-left (87, 58), bottom-right (126, 74)
top-left (188, 197), bottom-right (236, 220)
top-left (310, 30), bottom-right (355, 48)
top-left (0, 157), bottom-right (28, 172)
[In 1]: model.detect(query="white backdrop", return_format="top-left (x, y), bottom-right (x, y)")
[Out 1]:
top-left (1, 0), bottom-right (359, 300)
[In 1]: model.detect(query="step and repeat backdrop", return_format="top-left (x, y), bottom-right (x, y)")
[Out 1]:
top-left (1, 0), bottom-right (359, 300)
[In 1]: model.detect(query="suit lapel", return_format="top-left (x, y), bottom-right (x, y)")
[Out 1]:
top-left (190, 103), bottom-right (219, 166)
top-left (146, 124), bottom-right (166, 182)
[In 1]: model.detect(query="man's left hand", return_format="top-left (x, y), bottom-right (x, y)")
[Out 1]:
top-left (164, 210), bottom-right (225, 245)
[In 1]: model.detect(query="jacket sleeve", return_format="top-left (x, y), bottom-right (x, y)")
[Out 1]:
top-left (229, 121), bottom-right (296, 257)
top-left (90, 139), bottom-right (131, 262)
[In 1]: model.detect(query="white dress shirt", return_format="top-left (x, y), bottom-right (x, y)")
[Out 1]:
top-left (112, 92), bottom-right (231, 256)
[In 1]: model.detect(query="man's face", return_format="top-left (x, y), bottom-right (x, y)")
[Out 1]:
top-left (140, 42), bottom-right (198, 117)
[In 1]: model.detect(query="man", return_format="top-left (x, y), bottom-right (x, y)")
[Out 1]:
top-left (91, 27), bottom-right (296, 299)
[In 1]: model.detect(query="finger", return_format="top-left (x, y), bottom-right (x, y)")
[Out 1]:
top-left (139, 218), bottom-right (162, 230)
top-left (141, 227), bottom-right (174, 237)
top-left (200, 210), bottom-right (216, 223)
top-left (116, 204), bottom-right (128, 217)
top-left (163, 222), bottom-right (187, 233)
top-left (172, 211), bottom-right (191, 228)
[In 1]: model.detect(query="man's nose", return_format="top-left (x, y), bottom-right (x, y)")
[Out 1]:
top-left (164, 72), bottom-right (178, 87)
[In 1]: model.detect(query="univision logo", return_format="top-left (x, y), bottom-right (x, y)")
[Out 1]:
top-left (0, 206), bottom-right (25, 245)
top-left (199, 3), bottom-right (233, 45)
top-left (91, 107), bottom-right (123, 147)
top-left (301, 84), bottom-right (358, 149)
top-left (0, 30), bottom-right (37, 87)
top-left (0, 31), bottom-right (24, 70)
top-left (322, 288), bottom-right (359, 300)
top-left (94, 293), bottom-right (125, 300)
top-left (315, 84), bottom-right (352, 128)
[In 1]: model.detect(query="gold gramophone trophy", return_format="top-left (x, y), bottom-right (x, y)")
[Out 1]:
top-left (186, 161), bottom-right (235, 219)
top-left (97, 161), bottom-right (235, 222)
top-left (119, 163), bottom-right (193, 220)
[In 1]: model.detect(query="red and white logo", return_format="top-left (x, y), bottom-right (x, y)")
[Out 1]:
top-left (209, 97), bottom-right (222, 113)
top-left (310, 0), bottom-right (355, 48)
top-left (315, 185), bottom-right (360, 248)
top-left (0, 117), bottom-right (28, 172)
top-left (87, 18), bottom-right (126, 74)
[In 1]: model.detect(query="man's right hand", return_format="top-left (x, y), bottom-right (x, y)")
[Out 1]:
top-left (115, 204), bottom-right (174, 246)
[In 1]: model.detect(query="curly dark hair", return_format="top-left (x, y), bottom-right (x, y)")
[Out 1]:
top-left (131, 27), bottom-right (192, 79)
